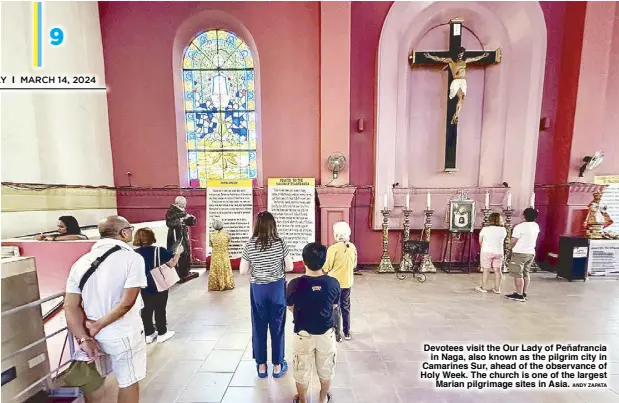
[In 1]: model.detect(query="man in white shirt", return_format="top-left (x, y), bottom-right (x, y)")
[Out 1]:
top-left (64, 216), bottom-right (147, 403)
top-left (505, 208), bottom-right (540, 302)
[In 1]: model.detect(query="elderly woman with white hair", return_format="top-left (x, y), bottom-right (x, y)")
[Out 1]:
top-left (323, 221), bottom-right (357, 342)
top-left (208, 218), bottom-right (235, 291)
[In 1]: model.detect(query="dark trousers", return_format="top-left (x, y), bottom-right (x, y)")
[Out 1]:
top-left (141, 290), bottom-right (169, 336)
top-left (250, 279), bottom-right (286, 365)
top-left (334, 288), bottom-right (352, 336)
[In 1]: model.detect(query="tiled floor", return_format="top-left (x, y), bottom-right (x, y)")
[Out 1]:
top-left (135, 271), bottom-right (619, 403)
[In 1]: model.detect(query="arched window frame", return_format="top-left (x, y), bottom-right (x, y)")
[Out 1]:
top-left (182, 29), bottom-right (257, 186)
top-left (173, 12), bottom-right (262, 188)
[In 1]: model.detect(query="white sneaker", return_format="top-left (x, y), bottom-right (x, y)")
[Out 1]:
top-left (475, 286), bottom-right (487, 293)
top-left (157, 331), bottom-right (176, 344)
top-left (145, 332), bottom-right (157, 344)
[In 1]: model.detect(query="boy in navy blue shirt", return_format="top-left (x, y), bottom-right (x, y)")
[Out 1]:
top-left (286, 243), bottom-right (340, 403)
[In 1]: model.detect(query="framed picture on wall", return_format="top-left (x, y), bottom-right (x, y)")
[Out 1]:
top-left (449, 200), bottom-right (475, 233)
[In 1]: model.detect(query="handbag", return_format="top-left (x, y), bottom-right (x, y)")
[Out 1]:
top-left (150, 246), bottom-right (180, 291)
top-left (54, 334), bottom-right (112, 393)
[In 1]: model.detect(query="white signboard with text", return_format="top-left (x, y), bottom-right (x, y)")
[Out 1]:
top-left (594, 176), bottom-right (619, 234)
top-left (206, 180), bottom-right (253, 259)
top-left (587, 239), bottom-right (619, 277)
top-left (268, 178), bottom-right (316, 262)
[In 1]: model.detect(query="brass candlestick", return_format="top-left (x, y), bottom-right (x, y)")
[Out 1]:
top-left (420, 209), bottom-right (436, 273)
top-left (502, 208), bottom-right (515, 273)
top-left (399, 209), bottom-right (413, 272)
top-left (376, 209), bottom-right (395, 273)
top-left (481, 208), bottom-right (492, 227)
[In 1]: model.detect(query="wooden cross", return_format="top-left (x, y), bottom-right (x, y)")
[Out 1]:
top-left (409, 18), bottom-right (501, 171)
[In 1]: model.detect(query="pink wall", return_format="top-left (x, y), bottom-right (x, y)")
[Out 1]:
top-left (99, 2), bottom-right (320, 188)
top-left (569, 2), bottom-right (619, 182)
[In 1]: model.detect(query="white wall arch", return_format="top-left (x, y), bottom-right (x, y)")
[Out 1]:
top-left (374, 1), bottom-right (546, 229)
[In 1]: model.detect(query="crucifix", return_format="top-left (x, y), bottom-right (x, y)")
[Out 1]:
top-left (409, 18), bottom-right (501, 171)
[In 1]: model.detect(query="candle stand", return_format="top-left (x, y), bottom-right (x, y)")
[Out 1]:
top-left (502, 208), bottom-right (515, 273)
top-left (399, 209), bottom-right (413, 272)
top-left (481, 208), bottom-right (492, 227)
top-left (420, 209), bottom-right (436, 273)
top-left (376, 209), bottom-right (395, 273)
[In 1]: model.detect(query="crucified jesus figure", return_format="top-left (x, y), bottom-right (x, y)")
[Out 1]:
top-left (424, 47), bottom-right (489, 124)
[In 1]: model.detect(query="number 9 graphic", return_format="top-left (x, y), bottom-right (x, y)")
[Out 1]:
top-left (50, 28), bottom-right (64, 46)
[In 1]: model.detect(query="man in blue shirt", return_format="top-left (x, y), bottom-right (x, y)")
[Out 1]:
top-left (286, 243), bottom-right (341, 403)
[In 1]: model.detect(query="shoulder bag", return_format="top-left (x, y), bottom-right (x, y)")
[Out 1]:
top-left (150, 246), bottom-right (180, 292)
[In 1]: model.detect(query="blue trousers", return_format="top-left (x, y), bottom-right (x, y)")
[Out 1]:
top-left (250, 279), bottom-right (286, 365)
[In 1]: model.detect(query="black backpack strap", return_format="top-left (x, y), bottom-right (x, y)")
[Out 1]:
top-left (78, 245), bottom-right (122, 291)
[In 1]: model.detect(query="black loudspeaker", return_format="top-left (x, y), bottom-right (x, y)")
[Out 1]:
top-left (556, 236), bottom-right (589, 281)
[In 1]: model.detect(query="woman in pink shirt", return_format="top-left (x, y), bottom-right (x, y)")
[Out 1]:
top-left (476, 213), bottom-right (507, 294)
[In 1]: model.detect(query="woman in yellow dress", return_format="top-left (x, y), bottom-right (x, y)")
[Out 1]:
top-left (208, 219), bottom-right (235, 291)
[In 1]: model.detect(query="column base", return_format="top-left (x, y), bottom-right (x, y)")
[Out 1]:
top-left (399, 255), bottom-right (413, 272)
top-left (376, 256), bottom-right (395, 273)
top-left (316, 186), bottom-right (355, 246)
top-left (420, 255), bottom-right (436, 273)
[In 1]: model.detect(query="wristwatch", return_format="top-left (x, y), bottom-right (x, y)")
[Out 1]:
top-left (77, 336), bottom-right (93, 344)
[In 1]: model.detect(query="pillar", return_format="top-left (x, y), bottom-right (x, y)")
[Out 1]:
top-left (319, 1), bottom-right (351, 185)
top-left (317, 2), bottom-right (353, 246)
top-left (317, 187), bottom-right (355, 246)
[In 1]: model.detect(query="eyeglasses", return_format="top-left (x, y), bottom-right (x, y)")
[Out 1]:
top-left (119, 226), bottom-right (134, 235)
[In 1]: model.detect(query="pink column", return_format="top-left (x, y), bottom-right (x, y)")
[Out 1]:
top-left (316, 187), bottom-right (355, 247)
top-left (320, 2), bottom-right (351, 185)
top-left (317, 2), bottom-right (353, 247)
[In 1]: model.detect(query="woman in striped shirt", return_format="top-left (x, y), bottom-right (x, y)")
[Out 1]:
top-left (240, 211), bottom-right (294, 378)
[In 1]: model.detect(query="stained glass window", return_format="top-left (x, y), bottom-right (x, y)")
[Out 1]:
top-left (183, 30), bottom-right (257, 186)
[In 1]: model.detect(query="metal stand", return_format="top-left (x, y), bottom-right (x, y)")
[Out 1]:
top-left (420, 209), bottom-right (436, 273)
top-left (440, 232), bottom-right (473, 273)
top-left (481, 208), bottom-right (492, 227)
top-left (502, 208), bottom-right (515, 273)
top-left (399, 209), bottom-right (413, 272)
top-left (376, 209), bottom-right (395, 273)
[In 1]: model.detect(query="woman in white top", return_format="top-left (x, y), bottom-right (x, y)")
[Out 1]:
top-left (477, 212), bottom-right (507, 294)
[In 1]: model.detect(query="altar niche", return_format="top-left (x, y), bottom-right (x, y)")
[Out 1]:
top-left (409, 18), bottom-right (501, 172)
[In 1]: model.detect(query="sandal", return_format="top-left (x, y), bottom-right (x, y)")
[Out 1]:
top-left (257, 364), bottom-right (268, 379)
top-left (292, 396), bottom-right (300, 403)
top-left (273, 360), bottom-right (288, 378)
